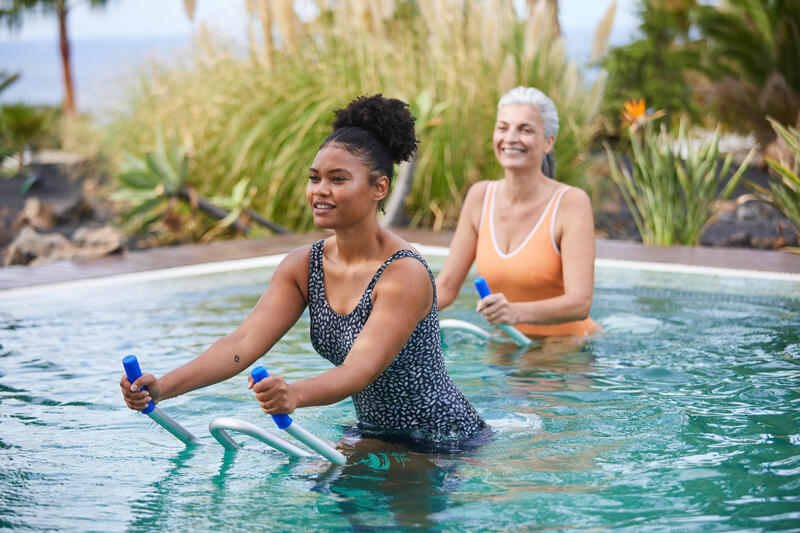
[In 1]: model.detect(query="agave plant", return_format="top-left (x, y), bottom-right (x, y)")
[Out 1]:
top-left (202, 177), bottom-right (258, 241)
top-left (112, 128), bottom-right (192, 235)
top-left (748, 117), bottom-right (800, 242)
top-left (606, 108), bottom-right (756, 246)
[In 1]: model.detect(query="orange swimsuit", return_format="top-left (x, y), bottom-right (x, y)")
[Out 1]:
top-left (475, 181), bottom-right (598, 337)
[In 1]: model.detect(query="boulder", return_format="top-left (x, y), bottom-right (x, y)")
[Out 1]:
top-left (3, 226), bottom-right (75, 266)
top-left (71, 226), bottom-right (127, 259)
top-left (13, 197), bottom-right (55, 230)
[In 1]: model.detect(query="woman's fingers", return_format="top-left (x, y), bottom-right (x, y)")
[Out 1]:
top-left (478, 293), bottom-right (510, 324)
top-left (252, 376), bottom-right (293, 414)
top-left (120, 373), bottom-right (155, 411)
top-left (476, 293), bottom-right (499, 312)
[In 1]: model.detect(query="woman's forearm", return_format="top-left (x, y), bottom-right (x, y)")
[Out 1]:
top-left (290, 364), bottom-right (368, 409)
top-left (513, 293), bottom-right (592, 326)
top-left (436, 277), bottom-right (460, 310)
top-left (159, 332), bottom-right (264, 400)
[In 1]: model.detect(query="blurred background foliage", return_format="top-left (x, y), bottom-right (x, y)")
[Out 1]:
top-left (104, 0), bottom-right (607, 235)
top-left (601, 0), bottom-right (800, 144)
top-left (3, 0), bottom-right (800, 243)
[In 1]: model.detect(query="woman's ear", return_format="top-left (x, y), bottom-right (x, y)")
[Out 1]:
top-left (373, 175), bottom-right (390, 202)
top-left (544, 135), bottom-right (556, 154)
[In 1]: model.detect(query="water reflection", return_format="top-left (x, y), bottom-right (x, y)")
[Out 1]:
top-left (489, 336), bottom-right (598, 395)
top-left (127, 447), bottom-right (201, 531)
top-left (323, 437), bottom-right (466, 530)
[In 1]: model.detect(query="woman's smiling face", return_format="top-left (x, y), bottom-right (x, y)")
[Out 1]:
top-left (306, 144), bottom-right (387, 229)
top-left (493, 103), bottom-right (555, 173)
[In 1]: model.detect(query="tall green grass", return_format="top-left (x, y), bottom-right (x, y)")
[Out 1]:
top-left (749, 118), bottom-right (800, 239)
top-left (605, 120), bottom-right (756, 246)
top-left (105, 1), bottom-right (608, 232)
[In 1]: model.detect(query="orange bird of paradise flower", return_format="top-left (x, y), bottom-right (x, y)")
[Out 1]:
top-left (622, 99), bottom-right (665, 131)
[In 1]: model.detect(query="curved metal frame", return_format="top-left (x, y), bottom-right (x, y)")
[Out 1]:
top-left (148, 406), bottom-right (203, 446)
top-left (208, 416), bottom-right (313, 457)
top-left (439, 319), bottom-right (493, 340)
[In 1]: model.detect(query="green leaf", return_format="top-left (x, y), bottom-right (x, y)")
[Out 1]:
top-left (145, 151), bottom-right (178, 192)
top-left (117, 171), bottom-right (160, 190)
top-left (765, 156), bottom-right (800, 189)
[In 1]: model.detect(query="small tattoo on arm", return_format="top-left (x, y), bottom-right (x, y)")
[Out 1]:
top-left (233, 354), bottom-right (240, 363)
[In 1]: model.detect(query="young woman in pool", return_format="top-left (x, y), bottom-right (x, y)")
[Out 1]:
top-left (121, 94), bottom-right (485, 450)
top-left (436, 86), bottom-right (598, 338)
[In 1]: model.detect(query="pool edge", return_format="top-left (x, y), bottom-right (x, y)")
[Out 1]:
top-left (1, 230), bottom-right (799, 295)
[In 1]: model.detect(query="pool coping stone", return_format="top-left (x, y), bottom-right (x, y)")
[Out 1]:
top-left (1, 229), bottom-right (799, 291)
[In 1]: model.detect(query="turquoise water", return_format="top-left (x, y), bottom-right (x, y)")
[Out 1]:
top-left (1, 258), bottom-right (799, 531)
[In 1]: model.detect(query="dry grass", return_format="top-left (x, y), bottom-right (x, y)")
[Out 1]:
top-left (105, 0), bottom-right (610, 231)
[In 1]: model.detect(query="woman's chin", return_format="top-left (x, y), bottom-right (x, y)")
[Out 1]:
top-left (500, 161), bottom-right (538, 172)
top-left (313, 218), bottom-right (336, 229)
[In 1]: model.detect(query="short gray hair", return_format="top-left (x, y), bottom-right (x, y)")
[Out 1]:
top-left (497, 86), bottom-right (559, 139)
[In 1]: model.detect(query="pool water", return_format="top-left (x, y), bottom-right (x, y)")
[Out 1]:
top-left (1, 256), bottom-right (799, 531)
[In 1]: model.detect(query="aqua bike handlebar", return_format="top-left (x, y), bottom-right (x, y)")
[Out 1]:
top-left (473, 277), bottom-right (533, 346)
top-left (250, 366), bottom-right (346, 465)
top-left (122, 354), bottom-right (155, 414)
top-left (122, 355), bottom-right (202, 446)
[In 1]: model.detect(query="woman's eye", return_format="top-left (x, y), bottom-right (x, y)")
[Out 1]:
top-left (308, 175), bottom-right (320, 182)
top-left (332, 176), bottom-right (346, 182)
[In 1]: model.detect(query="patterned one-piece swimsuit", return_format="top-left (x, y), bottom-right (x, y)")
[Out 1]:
top-left (308, 239), bottom-right (486, 449)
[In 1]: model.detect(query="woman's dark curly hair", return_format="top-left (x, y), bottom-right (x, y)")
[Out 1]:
top-left (320, 94), bottom-right (419, 184)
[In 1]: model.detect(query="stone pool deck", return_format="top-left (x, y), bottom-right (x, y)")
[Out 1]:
top-left (1, 228), bottom-right (800, 291)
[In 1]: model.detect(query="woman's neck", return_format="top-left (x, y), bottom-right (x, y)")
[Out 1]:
top-left (331, 220), bottom-right (388, 264)
top-left (500, 167), bottom-right (550, 203)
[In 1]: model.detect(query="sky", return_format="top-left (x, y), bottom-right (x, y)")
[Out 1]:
top-left (0, 0), bottom-right (640, 43)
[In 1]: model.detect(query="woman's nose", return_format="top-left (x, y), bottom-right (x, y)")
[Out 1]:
top-left (312, 179), bottom-right (330, 196)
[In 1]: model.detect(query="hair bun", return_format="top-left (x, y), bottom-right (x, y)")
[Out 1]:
top-left (332, 94), bottom-right (419, 164)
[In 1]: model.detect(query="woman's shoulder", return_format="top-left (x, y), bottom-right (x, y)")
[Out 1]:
top-left (460, 180), bottom-right (493, 210)
top-left (558, 184), bottom-right (592, 210)
top-left (380, 231), bottom-right (426, 262)
top-left (276, 242), bottom-right (316, 272)
top-left (466, 179), bottom-right (492, 197)
top-left (373, 231), bottom-right (431, 275)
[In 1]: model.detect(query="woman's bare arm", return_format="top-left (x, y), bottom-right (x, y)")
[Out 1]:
top-left (436, 181), bottom-right (488, 310)
top-left (121, 246), bottom-right (311, 409)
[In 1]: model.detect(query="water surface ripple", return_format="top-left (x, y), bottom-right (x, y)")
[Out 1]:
top-left (1, 264), bottom-right (799, 531)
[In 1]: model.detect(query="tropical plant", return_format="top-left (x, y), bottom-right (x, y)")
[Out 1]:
top-left (106, 0), bottom-right (610, 232)
top-left (0, 0), bottom-right (112, 115)
top-left (601, 0), bottom-right (700, 132)
top-left (113, 128), bottom-right (286, 241)
top-left (748, 117), bottom-right (800, 239)
top-left (0, 71), bottom-right (21, 163)
top-left (0, 70), bottom-right (20, 94)
top-left (0, 102), bottom-right (48, 170)
top-left (605, 100), bottom-right (756, 245)
top-left (694, 0), bottom-right (800, 145)
top-left (112, 129), bottom-right (192, 236)
top-left (203, 177), bottom-right (258, 241)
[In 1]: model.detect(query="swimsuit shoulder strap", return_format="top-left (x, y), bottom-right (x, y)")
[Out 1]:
top-left (307, 239), bottom-right (325, 303)
top-left (365, 249), bottom-right (437, 309)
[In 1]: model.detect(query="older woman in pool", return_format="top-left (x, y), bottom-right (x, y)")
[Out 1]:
top-left (436, 86), bottom-right (598, 338)
top-left (121, 94), bottom-right (485, 451)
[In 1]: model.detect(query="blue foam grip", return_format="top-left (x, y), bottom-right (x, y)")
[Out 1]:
top-left (122, 355), bottom-right (155, 414)
top-left (472, 277), bottom-right (533, 347)
top-left (474, 277), bottom-right (491, 299)
top-left (251, 366), bottom-right (293, 429)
